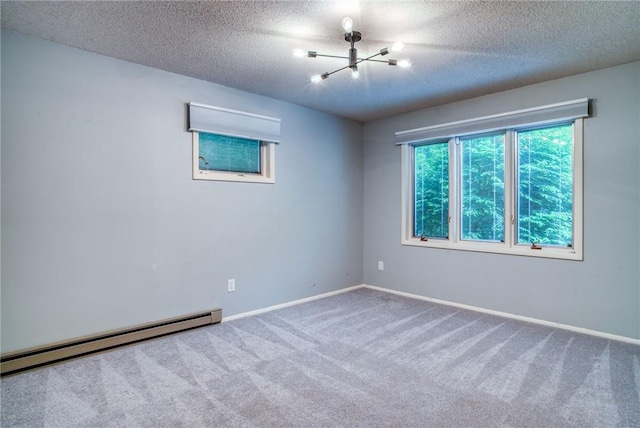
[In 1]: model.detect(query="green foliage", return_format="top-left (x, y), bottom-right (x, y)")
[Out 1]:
top-left (414, 142), bottom-right (448, 238)
top-left (413, 124), bottom-right (573, 247)
top-left (518, 125), bottom-right (573, 246)
top-left (460, 134), bottom-right (505, 242)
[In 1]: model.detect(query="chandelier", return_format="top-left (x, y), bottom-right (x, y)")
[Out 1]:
top-left (294, 17), bottom-right (411, 84)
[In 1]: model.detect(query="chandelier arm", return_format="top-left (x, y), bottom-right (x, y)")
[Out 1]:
top-left (311, 54), bottom-right (391, 64)
top-left (314, 53), bottom-right (351, 60)
top-left (323, 65), bottom-right (358, 79)
top-left (315, 52), bottom-right (394, 79)
top-left (354, 51), bottom-right (384, 66)
top-left (323, 64), bottom-right (353, 77)
top-left (360, 59), bottom-right (396, 63)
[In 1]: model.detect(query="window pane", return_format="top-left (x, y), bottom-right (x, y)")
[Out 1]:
top-left (414, 142), bottom-right (449, 238)
top-left (198, 133), bottom-right (261, 174)
top-left (460, 134), bottom-right (505, 242)
top-left (517, 125), bottom-right (573, 246)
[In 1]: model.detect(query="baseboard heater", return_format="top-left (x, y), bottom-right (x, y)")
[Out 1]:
top-left (1, 308), bottom-right (222, 376)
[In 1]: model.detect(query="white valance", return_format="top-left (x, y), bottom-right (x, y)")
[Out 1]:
top-left (188, 102), bottom-right (281, 143)
top-left (395, 98), bottom-right (589, 145)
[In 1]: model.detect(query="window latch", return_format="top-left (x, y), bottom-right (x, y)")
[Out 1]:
top-left (530, 243), bottom-right (542, 250)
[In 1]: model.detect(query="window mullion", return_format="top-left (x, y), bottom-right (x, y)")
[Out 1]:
top-left (504, 130), bottom-right (515, 248)
top-left (450, 137), bottom-right (460, 244)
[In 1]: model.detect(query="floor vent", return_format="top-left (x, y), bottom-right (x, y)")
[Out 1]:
top-left (1, 308), bottom-right (222, 376)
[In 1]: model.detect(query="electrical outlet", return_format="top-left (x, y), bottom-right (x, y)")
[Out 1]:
top-left (227, 279), bottom-right (236, 292)
top-left (378, 261), bottom-right (384, 271)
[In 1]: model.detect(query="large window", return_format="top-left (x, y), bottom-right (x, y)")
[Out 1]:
top-left (400, 99), bottom-right (587, 260)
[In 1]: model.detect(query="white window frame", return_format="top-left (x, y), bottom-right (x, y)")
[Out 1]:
top-left (401, 111), bottom-right (585, 261)
top-left (192, 132), bottom-right (276, 184)
top-left (188, 102), bottom-right (280, 184)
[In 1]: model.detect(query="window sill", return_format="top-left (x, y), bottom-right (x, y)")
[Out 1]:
top-left (194, 170), bottom-right (275, 184)
top-left (401, 238), bottom-right (583, 261)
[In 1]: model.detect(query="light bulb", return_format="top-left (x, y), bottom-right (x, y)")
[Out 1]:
top-left (293, 49), bottom-right (305, 58)
top-left (311, 73), bottom-right (329, 84)
top-left (342, 17), bottom-right (353, 33)
top-left (398, 59), bottom-right (411, 68)
top-left (391, 41), bottom-right (405, 52)
top-left (352, 69), bottom-right (360, 79)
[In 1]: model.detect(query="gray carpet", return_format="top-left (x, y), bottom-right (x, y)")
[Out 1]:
top-left (2, 288), bottom-right (639, 427)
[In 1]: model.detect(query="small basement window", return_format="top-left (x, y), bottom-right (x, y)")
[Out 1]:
top-left (188, 102), bottom-right (280, 184)
top-left (193, 132), bottom-right (275, 183)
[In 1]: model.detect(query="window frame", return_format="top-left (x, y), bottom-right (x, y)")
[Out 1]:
top-left (458, 131), bottom-right (507, 244)
top-left (192, 131), bottom-right (276, 184)
top-left (413, 140), bottom-right (451, 240)
top-left (401, 119), bottom-right (584, 261)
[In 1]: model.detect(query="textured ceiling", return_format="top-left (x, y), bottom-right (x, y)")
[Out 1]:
top-left (2, 1), bottom-right (640, 122)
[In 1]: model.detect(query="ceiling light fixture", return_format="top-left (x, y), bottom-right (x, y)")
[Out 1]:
top-left (294, 17), bottom-right (411, 84)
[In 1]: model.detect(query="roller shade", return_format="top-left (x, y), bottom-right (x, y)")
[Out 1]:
top-left (188, 102), bottom-right (281, 143)
top-left (395, 98), bottom-right (589, 145)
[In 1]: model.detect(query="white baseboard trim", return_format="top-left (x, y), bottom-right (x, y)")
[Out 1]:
top-left (364, 284), bottom-right (640, 345)
top-left (221, 283), bottom-right (639, 345)
top-left (222, 285), bottom-right (364, 323)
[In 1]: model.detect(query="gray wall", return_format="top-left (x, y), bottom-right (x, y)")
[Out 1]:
top-left (1, 31), bottom-right (364, 353)
top-left (363, 61), bottom-right (640, 339)
top-left (2, 30), bottom-right (638, 354)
